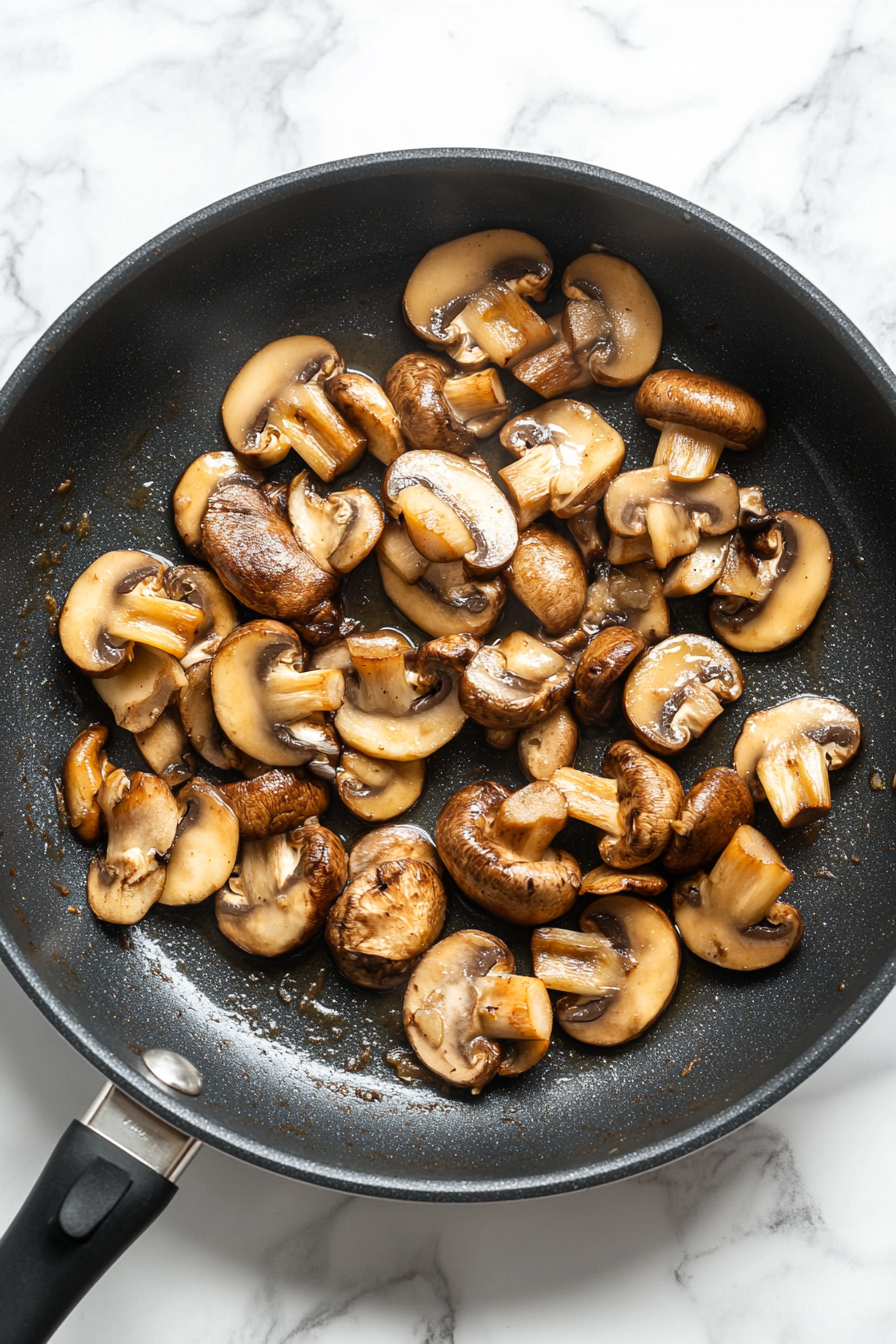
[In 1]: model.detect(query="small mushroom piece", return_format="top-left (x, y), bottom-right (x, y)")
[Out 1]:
top-left (436, 780), bottom-right (580, 924)
top-left (604, 467), bottom-right (739, 571)
top-left (287, 471), bottom-right (383, 575)
top-left (505, 526), bottom-right (587, 635)
top-left (157, 779), bottom-right (240, 906)
top-left (518, 705), bottom-right (578, 781)
top-left (636, 369), bottom-right (766, 481)
top-left (663, 766), bottom-right (755, 874)
top-left (178, 659), bottom-right (247, 770)
top-left (404, 930), bottom-right (553, 1090)
top-left (402, 229), bottom-right (554, 368)
top-left (459, 632), bottom-right (573, 730)
top-left (326, 859), bottom-right (447, 989)
top-left (217, 768), bottom-right (329, 839)
top-left (87, 770), bottom-right (179, 925)
top-left (499, 401), bottom-right (626, 529)
top-left (385, 354), bottom-right (508, 454)
top-left (567, 505), bottom-right (607, 567)
top-left (382, 450), bottom-right (518, 575)
top-left (211, 621), bottom-right (344, 767)
top-left (377, 521), bottom-right (506, 639)
top-left (512, 332), bottom-right (593, 399)
top-left (336, 749), bottom-right (425, 822)
top-left (216, 818), bottom-right (347, 956)
top-left (733, 696), bottom-right (861, 828)
top-left (578, 560), bottom-right (670, 645)
top-left (163, 565), bottom-right (238, 668)
top-left (573, 626), bottom-right (646, 727)
top-left (552, 742), bottom-right (684, 869)
top-left (325, 370), bottom-right (406, 465)
top-left (134, 708), bottom-right (195, 787)
top-left (672, 825), bottom-right (801, 970)
top-left (579, 864), bottom-right (667, 897)
top-left (92, 644), bottom-right (187, 734)
top-left (63, 724), bottom-right (115, 843)
top-left (623, 634), bottom-right (744, 755)
top-left (662, 535), bottom-right (730, 598)
top-left (560, 252), bottom-right (662, 386)
top-left (348, 824), bottom-right (442, 879)
top-left (534, 895), bottom-right (679, 1044)
top-left (172, 451), bottom-right (265, 558)
top-left (59, 551), bottom-right (203, 676)
top-left (738, 484), bottom-right (770, 525)
top-left (709, 512), bottom-right (833, 653)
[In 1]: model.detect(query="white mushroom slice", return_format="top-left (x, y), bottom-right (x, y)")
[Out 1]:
top-left (662, 535), bottom-right (730, 597)
top-left (377, 522), bottom-right (505, 640)
top-left (604, 466), bottom-right (739, 570)
top-left (134, 707), bottom-right (194, 787)
top-left (348, 824), bottom-right (442, 878)
top-left (172, 451), bottom-right (265, 558)
top-left (560, 252), bottom-right (663, 387)
top-left (157, 779), bottom-right (239, 906)
top-left (63, 724), bottom-right (115, 843)
top-left (87, 770), bottom-right (179, 925)
top-left (287, 471), bottom-right (383, 575)
top-left (326, 370), bottom-right (406, 465)
top-left (580, 560), bottom-right (670, 645)
top-left (92, 644), bottom-right (187, 734)
top-left (326, 859), bottom-right (447, 989)
top-left (163, 565), bottom-right (238, 668)
top-left (636, 370), bottom-right (767, 481)
top-left (623, 634), bottom-right (744, 755)
top-left (499, 400), bottom-right (626, 529)
top-left (336, 749), bottom-right (425, 822)
top-left (459, 632), bottom-right (573, 731)
top-left (518, 705), bottom-right (578, 781)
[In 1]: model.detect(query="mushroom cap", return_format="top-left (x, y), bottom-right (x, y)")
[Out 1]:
top-left (601, 739), bottom-right (685, 868)
top-left (216, 819), bottom-right (347, 957)
top-left (635, 369), bottom-right (766, 447)
top-left (326, 859), bottom-right (447, 989)
top-left (709, 512), bottom-right (833, 653)
top-left (63, 724), bottom-right (113, 843)
top-left (222, 336), bottom-right (343, 455)
top-left (326, 370), bottom-right (406, 466)
top-left (579, 561), bottom-right (671, 646)
top-left (604, 466), bottom-right (740, 542)
top-left (91, 644), bottom-right (187, 734)
top-left (158, 779), bottom-right (240, 907)
top-left (623, 633), bottom-right (744, 755)
top-left (336, 749), bottom-right (425, 822)
top-left (163, 564), bottom-right (238, 668)
top-left (459, 632), bottom-right (573, 730)
top-left (348, 824), bottom-right (442, 879)
top-left (217, 768), bottom-right (329, 839)
top-left (385, 353), bottom-right (476, 455)
top-left (173, 451), bottom-right (264, 558)
top-left (377, 522), bottom-right (505, 640)
top-left (287, 471), bottom-right (383, 575)
top-left (87, 770), bottom-right (179, 925)
top-left (499, 399), bottom-right (627, 521)
top-left (435, 780), bottom-right (580, 925)
top-left (505, 526), bottom-right (587, 635)
top-left (663, 766), bottom-right (755, 874)
top-left (733, 696), bottom-right (862, 801)
top-left (518, 705), bottom-right (578, 782)
top-left (579, 865), bottom-right (667, 897)
top-left (573, 626), bottom-right (647, 727)
top-left (561, 253), bottom-right (662, 386)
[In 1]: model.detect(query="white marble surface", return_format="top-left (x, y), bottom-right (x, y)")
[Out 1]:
top-left (3, 0), bottom-right (896, 1339)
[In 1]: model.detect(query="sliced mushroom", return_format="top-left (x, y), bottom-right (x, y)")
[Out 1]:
top-left (92, 644), bottom-right (187, 734)
top-left (662, 535), bottom-right (730, 597)
top-left (87, 770), bottom-right (179, 925)
top-left (636, 369), bottom-right (766, 480)
top-left (216, 818), bottom-right (347, 957)
top-left (436, 780), bottom-right (580, 924)
top-left (172, 451), bottom-right (265, 558)
top-left (460, 632), bottom-right (572, 731)
top-left (498, 401), bottom-right (626, 529)
top-left (505, 526), bottom-right (587, 635)
top-left (552, 742), bottom-right (683, 869)
top-left (59, 551), bottom-right (203, 676)
top-left (134, 707), bottom-right (195, 787)
top-left (377, 521), bottom-right (505, 639)
top-left (385, 354), bottom-right (508, 453)
top-left (287, 471), bottom-right (383, 575)
top-left (623, 634), bottom-right (744, 755)
top-left (336, 749), bottom-right (425, 822)
top-left (663, 766), bottom-right (754, 874)
top-left (606, 533), bottom-right (655, 566)
top-left (163, 565), bottom-right (238, 668)
top-left (673, 825), bottom-right (801, 970)
top-left (709, 512), bottom-right (833, 652)
top-left (604, 467), bottom-right (739, 570)
top-left (157, 779), bottom-right (240, 906)
top-left (404, 930), bottom-right (553, 1090)
top-left (738, 484), bottom-right (769, 525)
top-left (573, 626), bottom-right (646, 727)
top-left (511, 330), bottom-right (593, 399)
top-left (326, 859), bottom-right (447, 989)
top-left (518, 705), bottom-right (578, 781)
top-left (578, 560), bottom-right (670, 645)
top-left (178, 659), bottom-right (247, 770)
top-left (326, 370), bottom-right (406, 465)
top-left (579, 864), bottom-right (667, 897)
top-left (217, 768), bottom-right (330, 840)
top-left (567, 505), bottom-right (607, 567)
top-left (733, 696), bottom-right (861, 828)
top-left (561, 252), bottom-right (663, 386)
top-left (534, 895), bottom-right (679, 1044)
top-left (348, 824), bottom-right (442, 879)
top-left (63, 724), bottom-right (115, 843)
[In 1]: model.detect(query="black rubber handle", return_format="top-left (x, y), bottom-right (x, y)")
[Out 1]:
top-left (0, 1120), bottom-right (176, 1344)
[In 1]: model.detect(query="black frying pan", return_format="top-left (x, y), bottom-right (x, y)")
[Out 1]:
top-left (1, 150), bottom-right (895, 1342)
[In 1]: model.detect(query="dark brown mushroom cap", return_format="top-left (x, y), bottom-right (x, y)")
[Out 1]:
top-left (325, 859), bottom-right (447, 989)
top-left (435, 780), bottom-right (580, 925)
top-left (635, 369), bottom-right (767, 448)
top-left (602, 740), bottom-right (685, 868)
top-left (573, 626), bottom-right (647, 727)
top-left (217, 769), bottom-right (329, 839)
top-left (201, 475), bottom-right (338, 621)
top-left (663, 767), bottom-right (755, 874)
top-left (505, 526), bottom-right (587, 635)
top-left (385, 353), bottom-right (475, 454)
top-left (173, 451), bottom-right (265, 558)
top-left (459, 634), bottom-right (573, 731)
top-left (63, 724), bottom-right (114, 843)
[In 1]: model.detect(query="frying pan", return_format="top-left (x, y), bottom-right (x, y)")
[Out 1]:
top-left (1, 149), bottom-right (895, 1342)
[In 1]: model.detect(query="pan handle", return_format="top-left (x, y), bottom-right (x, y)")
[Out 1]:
top-left (0, 1061), bottom-right (201, 1344)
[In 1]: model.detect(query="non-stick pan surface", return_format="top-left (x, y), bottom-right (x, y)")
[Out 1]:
top-left (1, 150), bottom-right (894, 1201)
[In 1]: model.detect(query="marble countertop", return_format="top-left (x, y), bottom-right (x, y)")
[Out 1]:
top-left (3, 1), bottom-right (896, 1339)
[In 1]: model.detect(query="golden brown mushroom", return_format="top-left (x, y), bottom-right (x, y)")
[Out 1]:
top-left (336, 749), bottom-right (425, 822)
top-left (63, 724), bottom-right (116, 843)
top-left (376, 521), bottom-right (506, 640)
top-left (87, 770), bottom-right (179, 925)
top-left (604, 466), bottom-right (739, 571)
top-left (157, 780), bottom-right (240, 907)
top-left (552, 742), bottom-right (683, 869)
top-left (385, 354), bottom-right (508, 453)
top-left (573, 626), bottom-right (646, 727)
top-left (517, 705), bottom-right (578, 781)
top-left (636, 369), bottom-right (766, 481)
top-left (505, 526), bottom-right (587, 635)
top-left (623, 634), bottom-right (744, 755)
top-left (663, 767), bottom-right (754, 874)
top-left (459, 631), bottom-right (573, 733)
top-left (498, 401), bottom-right (626, 529)
top-left (217, 769), bottom-right (329, 840)
top-left (326, 858), bottom-right (446, 989)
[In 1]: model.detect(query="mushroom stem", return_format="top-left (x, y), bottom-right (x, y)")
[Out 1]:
top-left (704, 825), bottom-right (793, 926)
top-left (550, 767), bottom-right (621, 837)
top-left (755, 737), bottom-right (832, 827)
top-left (653, 423), bottom-right (726, 481)
top-left (106, 587), bottom-right (202, 657)
top-left (396, 486), bottom-right (475, 562)
top-left (442, 368), bottom-right (507, 427)
top-left (500, 443), bottom-right (559, 529)
top-left (489, 783), bottom-right (569, 860)
top-left (475, 973), bottom-right (553, 1040)
top-left (670, 680), bottom-right (726, 741)
top-left (346, 634), bottom-right (417, 715)
top-left (531, 926), bottom-right (625, 995)
top-left (264, 666), bottom-right (345, 719)
top-left (456, 282), bottom-right (553, 367)
top-left (270, 383), bottom-right (366, 481)
top-left (645, 499), bottom-right (701, 569)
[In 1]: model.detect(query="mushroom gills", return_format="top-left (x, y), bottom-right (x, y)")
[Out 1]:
top-left (377, 522), bottom-right (505, 639)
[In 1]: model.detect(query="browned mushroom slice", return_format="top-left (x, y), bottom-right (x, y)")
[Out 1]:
top-left (63, 724), bottom-right (115, 843)
top-left (59, 551), bottom-right (203, 676)
top-left (733, 696), bottom-right (861, 828)
top-left (512, 335), bottom-right (592, 399)
top-left (567, 505), bottom-right (607, 567)
top-left (663, 767), bottom-right (754, 874)
top-left (178, 659), bottom-right (247, 771)
top-left (709, 512), bottom-right (833, 653)
top-left (436, 780), bottom-right (580, 924)
top-left (286, 470), bottom-right (383, 576)
top-left (636, 369), bottom-right (766, 481)
top-left (499, 400), bottom-right (626, 529)
top-left (87, 770), bottom-right (179, 925)
top-left (403, 930), bottom-right (553, 1090)
top-left (579, 561), bottom-right (670, 645)
top-left (579, 864), bottom-right (667, 897)
top-left (738, 484), bottom-right (770, 525)
top-left (336, 749), bottom-right (425, 822)
top-left (385, 354), bottom-right (508, 453)
top-left (325, 370), bottom-right (406, 465)
top-left (216, 818), bottom-right (347, 957)
top-left (604, 466), bottom-right (739, 570)
top-left (348, 823), bottom-right (442, 879)
top-left (459, 632), bottom-right (573, 730)
top-left (552, 742), bottom-right (683, 869)
top-left (605, 533), bottom-right (654, 566)
top-left (534, 895), bottom-right (679, 1044)
top-left (376, 522), bottom-right (505, 640)
top-left (505, 526), bottom-right (587, 635)
top-left (518, 705), bottom-right (578, 781)
top-left (172, 451), bottom-right (265, 559)
top-left (623, 634), bottom-right (744, 755)
top-left (560, 252), bottom-right (663, 387)
top-left (163, 565), bottom-right (238, 668)
top-left (662, 535), bottom-right (730, 598)
top-left (157, 779), bottom-right (240, 906)
top-left (673, 825), bottom-right (801, 970)
top-left (217, 769), bottom-right (329, 840)
top-left (573, 626), bottom-right (646, 727)
top-left (92, 644), bottom-right (187, 734)
top-left (326, 859), bottom-right (447, 989)
top-left (134, 707), bottom-right (195, 787)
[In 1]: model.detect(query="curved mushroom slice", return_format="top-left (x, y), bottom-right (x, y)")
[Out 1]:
top-left (534, 895), bottom-right (679, 1045)
top-left (402, 229), bottom-right (554, 369)
top-left (382, 450), bottom-right (518, 576)
top-left (518, 705), bottom-right (578, 782)
top-left (435, 780), bottom-right (580, 924)
top-left (210, 620), bottom-right (343, 768)
top-left (567, 505), bottom-right (607, 567)
top-left (604, 467), bottom-right (739, 571)
top-left (59, 551), bottom-right (203, 676)
top-left (163, 565), bottom-right (238, 668)
top-left (201, 476), bottom-right (338, 622)
top-left (377, 522), bottom-right (505, 640)
top-left (709, 512), bottom-right (833, 653)
top-left (179, 659), bottom-right (248, 771)
top-left (573, 626), bottom-right (646, 727)
top-left (173, 451), bottom-right (265, 558)
top-left (404, 931), bottom-right (553, 1091)
top-left (157, 779), bottom-right (239, 906)
top-left (287, 471), bottom-right (383, 575)
top-left (623, 634), bottom-right (744, 755)
top-left (673, 825), bottom-right (801, 971)
top-left (636, 369), bottom-right (766, 481)
top-left (579, 864), bottom-right (667, 898)
top-left (560, 252), bottom-right (663, 387)
top-left (326, 859), bottom-right (447, 989)
top-left (63, 724), bottom-right (115, 843)
top-left (506, 526), bottom-right (587, 635)
top-left (349, 824), bottom-right (442, 879)
top-left (499, 401), bottom-right (626, 529)
top-left (216, 819), bottom-right (347, 957)
top-left (87, 770), bottom-right (179, 925)
top-left (217, 769), bottom-right (329, 840)
top-left (326, 370), bottom-right (406, 465)
top-left (92, 644), bottom-right (187, 734)
top-left (552, 742), bottom-right (683, 869)
top-left (579, 561), bottom-right (670, 646)
top-left (459, 631), bottom-right (573, 731)
top-left (336, 749), bottom-right (425, 822)
top-left (663, 766), bottom-right (754, 874)
top-left (385, 354), bottom-right (508, 454)
top-left (662, 535), bottom-right (730, 598)
top-left (733, 696), bottom-right (861, 828)
top-left (134, 707), bottom-right (195, 788)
